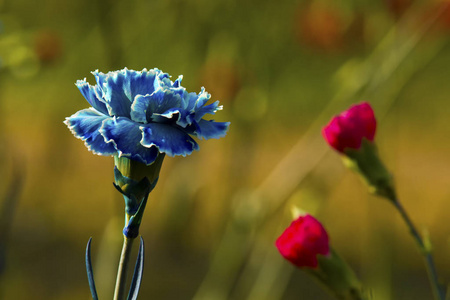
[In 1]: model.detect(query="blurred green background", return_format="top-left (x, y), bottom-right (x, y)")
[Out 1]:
top-left (0, 0), bottom-right (449, 299)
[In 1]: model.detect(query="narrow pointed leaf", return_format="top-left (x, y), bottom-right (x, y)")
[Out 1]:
top-left (85, 238), bottom-right (99, 300)
top-left (127, 237), bottom-right (145, 300)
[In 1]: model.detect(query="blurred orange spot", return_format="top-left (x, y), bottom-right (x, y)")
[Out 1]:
top-left (436, 1), bottom-right (450, 29)
top-left (294, 3), bottom-right (344, 52)
top-left (33, 29), bottom-right (63, 63)
top-left (418, 1), bottom-right (450, 37)
top-left (385, 0), bottom-right (413, 19)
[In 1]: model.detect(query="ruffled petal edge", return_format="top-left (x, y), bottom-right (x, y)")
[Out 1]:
top-left (64, 108), bottom-right (117, 156)
top-left (140, 123), bottom-right (199, 157)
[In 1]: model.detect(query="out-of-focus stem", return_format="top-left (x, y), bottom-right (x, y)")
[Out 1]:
top-left (391, 199), bottom-right (445, 300)
top-left (113, 236), bottom-right (135, 300)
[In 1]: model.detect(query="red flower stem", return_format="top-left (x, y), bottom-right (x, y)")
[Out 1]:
top-left (391, 199), bottom-right (445, 300)
top-left (113, 235), bottom-right (135, 300)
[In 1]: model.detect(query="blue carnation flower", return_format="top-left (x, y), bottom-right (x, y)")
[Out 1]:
top-left (65, 68), bottom-right (230, 165)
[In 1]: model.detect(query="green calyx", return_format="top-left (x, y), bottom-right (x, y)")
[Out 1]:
top-left (113, 155), bottom-right (165, 238)
top-left (114, 154), bottom-right (165, 187)
top-left (114, 154), bottom-right (164, 212)
top-left (342, 139), bottom-right (396, 201)
top-left (309, 249), bottom-right (368, 300)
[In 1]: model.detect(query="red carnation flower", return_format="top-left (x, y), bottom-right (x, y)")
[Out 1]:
top-left (276, 214), bottom-right (330, 268)
top-left (322, 102), bottom-right (376, 153)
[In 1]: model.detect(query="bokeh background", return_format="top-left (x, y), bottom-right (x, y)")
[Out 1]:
top-left (0, 0), bottom-right (449, 299)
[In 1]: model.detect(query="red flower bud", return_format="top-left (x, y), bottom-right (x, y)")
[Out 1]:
top-left (275, 214), bottom-right (330, 268)
top-left (322, 102), bottom-right (376, 153)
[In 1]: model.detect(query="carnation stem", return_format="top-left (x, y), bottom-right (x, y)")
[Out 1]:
top-left (113, 235), bottom-right (135, 300)
top-left (391, 199), bottom-right (445, 300)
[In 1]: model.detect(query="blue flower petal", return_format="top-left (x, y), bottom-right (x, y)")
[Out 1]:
top-left (141, 123), bottom-right (199, 157)
top-left (191, 119), bottom-right (230, 140)
top-left (147, 89), bottom-right (183, 115)
top-left (94, 68), bottom-right (162, 100)
top-left (175, 113), bottom-right (192, 128)
top-left (151, 108), bottom-right (181, 123)
top-left (92, 70), bottom-right (132, 118)
top-left (75, 80), bottom-right (109, 115)
top-left (181, 92), bottom-right (200, 112)
top-left (176, 91), bottom-right (207, 127)
top-left (173, 75), bottom-right (183, 88)
top-left (100, 117), bottom-right (159, 165)
top-left (129, 94), bottom-right (151, 123)
top-left (131, 89), bottom-right (183, 123)
top-left (157, 72), bottom-right (174, 87)
top-left (127, 68), bottom-right (161, 99)
top-left (64, 108), bottom-right (117, 155)
top-left (176, 88), bottom-right (214, 126)
top-left (193, 88), bottom-right (211, 109)
top-left (193, 101), bottom-right (222, 122)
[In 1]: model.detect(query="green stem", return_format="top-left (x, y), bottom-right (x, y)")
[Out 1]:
top-left (113, 236), bottom-right (135, 300)
top-left (392, 199), bottom-right (445, 300)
